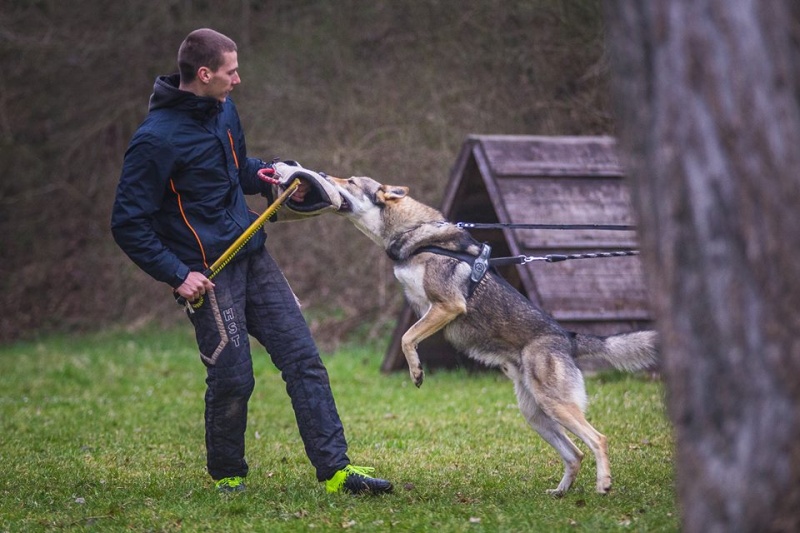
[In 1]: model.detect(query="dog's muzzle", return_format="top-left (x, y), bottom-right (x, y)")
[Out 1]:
top-left (337, 197), bottom-right (352, 212)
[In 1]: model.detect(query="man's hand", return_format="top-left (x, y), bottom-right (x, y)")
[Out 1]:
top-left (176, 271), bottom-right (215, 302)
top-left (258, 165), bottom-right (309, 202)
top-left (257, 166), bottom-right (279, 185)
top-left (290, 179), bottom-right (310, 202)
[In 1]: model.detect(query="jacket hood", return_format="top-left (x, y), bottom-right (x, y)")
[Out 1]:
top-left (148, 74), bottom-right (221, 120)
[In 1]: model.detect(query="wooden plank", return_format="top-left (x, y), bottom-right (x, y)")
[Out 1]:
top-left (496, 176), bottom-right (638, 248)
top-left (527, 255), bottom-right (651, 319)
top-left (477, 135), bottom-right (624, 177)
top-left (558, 319), bottom-right (652, 333)
top-left (497, 176), bottom-right (635, 224)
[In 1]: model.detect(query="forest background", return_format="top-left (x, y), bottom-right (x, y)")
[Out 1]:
top-left (0, 0), bottom-right (611, 347)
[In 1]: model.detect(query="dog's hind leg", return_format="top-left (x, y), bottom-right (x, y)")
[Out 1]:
top-left (401, 301), bottom-right (466, 387)
top-left (518, 341), bottom-right (612, 495)
top-left (547, 402), bottom-right (611, 494)
top-left (511, 372), bottom-right (584, 496)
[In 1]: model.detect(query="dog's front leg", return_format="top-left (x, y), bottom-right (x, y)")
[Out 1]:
top-left (401, 302), bottom-right (465, 387)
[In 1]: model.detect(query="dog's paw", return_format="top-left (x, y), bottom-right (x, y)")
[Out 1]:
top-left (546, 488), bottom-right (566, 498)
top-left (596, 476), bottom-right (612, 494)
top-left (410, 368), bottom-right (424, 388)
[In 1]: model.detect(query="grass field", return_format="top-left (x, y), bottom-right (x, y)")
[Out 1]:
top-left (0, 327), bottom-right (677, 532)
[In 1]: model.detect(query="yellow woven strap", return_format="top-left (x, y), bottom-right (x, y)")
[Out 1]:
top-left (181, 178), bottom-right (301, 311)
top-left (207, 178), bottom-right (300, 277)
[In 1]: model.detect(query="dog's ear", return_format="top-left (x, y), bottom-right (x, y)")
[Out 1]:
top-left (377, 185), bottom-right (409, 204)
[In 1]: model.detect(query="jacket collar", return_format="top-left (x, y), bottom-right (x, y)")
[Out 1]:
top-left (148, 74), bottom-right (222, 121)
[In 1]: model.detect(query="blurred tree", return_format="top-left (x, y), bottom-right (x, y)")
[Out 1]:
top-left (604, 1), bottom-right (800, 530)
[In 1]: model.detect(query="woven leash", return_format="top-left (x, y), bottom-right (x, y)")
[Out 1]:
top-left (488, 250), bottom-right (639, 267)
top-left (456, 222), bottom-right (636, 231)
top-left (453, 222), bottom-right (640, 266)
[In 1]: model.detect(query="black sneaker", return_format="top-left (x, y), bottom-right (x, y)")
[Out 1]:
top-left (325, 465), bottom-right (393, 494)
top-left (215, 476), bottom-right (246, 493)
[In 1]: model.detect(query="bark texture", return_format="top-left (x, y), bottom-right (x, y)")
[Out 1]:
top-left (603, 1), bottom-right (800, 531)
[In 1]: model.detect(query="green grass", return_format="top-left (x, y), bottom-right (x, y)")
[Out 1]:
top-left (0, 328), bottom-right (677, 532)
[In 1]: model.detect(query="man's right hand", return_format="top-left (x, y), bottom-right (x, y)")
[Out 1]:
top-left (176, 271), bottom-right (215, 302)
top-left (257, 166), bottom-right (279, 185)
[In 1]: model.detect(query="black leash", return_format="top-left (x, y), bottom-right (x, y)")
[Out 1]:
top-left (454, 221), bottom-right (639, 265)
top-left (456, 222), bottom-right (636, 231)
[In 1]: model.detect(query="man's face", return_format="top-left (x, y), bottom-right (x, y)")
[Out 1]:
top-left (203, 51), bottom-right (240, 102)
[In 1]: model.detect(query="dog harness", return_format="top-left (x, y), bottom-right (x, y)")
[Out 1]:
top-left (411, 242), bottom-right (492, 297)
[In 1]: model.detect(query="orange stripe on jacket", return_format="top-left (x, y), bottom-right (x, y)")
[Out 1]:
top-left (170, 178), bottom-right (209, 269)
top-left (227, 129), bottom-right (240, 169)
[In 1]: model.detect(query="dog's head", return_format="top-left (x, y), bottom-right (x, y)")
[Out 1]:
top-left (325, 176), bottom-right (408, 245)
top-left (327, 176), bottom-right (408, 215)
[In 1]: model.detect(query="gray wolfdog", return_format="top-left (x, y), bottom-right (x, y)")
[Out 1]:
top-left (328, 175), bottom-right (658, 495)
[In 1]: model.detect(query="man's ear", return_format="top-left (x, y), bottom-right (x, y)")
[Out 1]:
top-left (197, 66), bottom-right (212, 84)
top-left (377, 185), bottom-right (409, 203)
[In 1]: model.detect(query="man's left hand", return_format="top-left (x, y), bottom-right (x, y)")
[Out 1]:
top-left (290, 179), bottom-right (310, 202)
top-left (259, 164), bottom-right (308, 201)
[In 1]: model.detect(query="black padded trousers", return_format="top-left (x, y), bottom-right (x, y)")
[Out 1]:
top-left (188, 246), bottom-right (350, 482)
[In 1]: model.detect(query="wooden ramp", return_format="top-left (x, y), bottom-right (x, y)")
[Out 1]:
top-left (382, 135), bottom-right (653, 373)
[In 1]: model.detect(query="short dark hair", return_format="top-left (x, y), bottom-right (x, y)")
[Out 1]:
top-left (177, 28), bottom-right (237, 83)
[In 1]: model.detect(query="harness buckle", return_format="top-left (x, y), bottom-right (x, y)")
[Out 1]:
top-left (471, 243), bottom-right (491, 283)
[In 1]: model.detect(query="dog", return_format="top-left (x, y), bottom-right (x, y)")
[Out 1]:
top-left (327, 175), bottom-right (658, 496)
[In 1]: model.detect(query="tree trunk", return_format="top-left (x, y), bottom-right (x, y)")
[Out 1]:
top-left (602, 1), bottom-right (800, 531)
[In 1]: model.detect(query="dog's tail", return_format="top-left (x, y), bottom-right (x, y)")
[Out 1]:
top-left (572, 330), bottom-right (658, 372)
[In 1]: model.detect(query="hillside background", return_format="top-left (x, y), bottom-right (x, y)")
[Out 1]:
top-left (0, 0), bottom-right (611, 348)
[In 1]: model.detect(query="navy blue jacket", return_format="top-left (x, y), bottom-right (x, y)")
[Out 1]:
top-left (112, 74), bottom-right (273, 289)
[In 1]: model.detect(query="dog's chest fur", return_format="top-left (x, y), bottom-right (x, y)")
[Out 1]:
top-left (393, 259), bottom-right (472, 314)
top-left (393, 262), bottom-right (430, 312)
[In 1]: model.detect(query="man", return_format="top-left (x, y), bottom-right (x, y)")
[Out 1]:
top-left (111, 28), bottom-right (392, 495)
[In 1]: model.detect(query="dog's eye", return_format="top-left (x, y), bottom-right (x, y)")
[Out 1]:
top-left (347, 178), bottom-right (355, 184)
